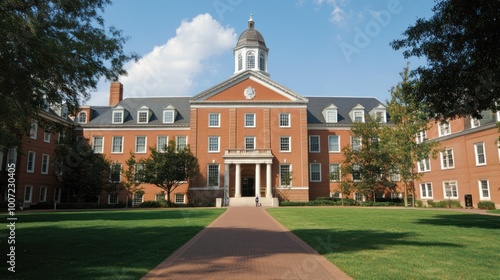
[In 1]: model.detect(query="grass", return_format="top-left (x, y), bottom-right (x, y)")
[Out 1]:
top-left (487, 209), bottom-right (500, 214)
top-left (1, 208), bottom-right (225, 280)
top-left (267, 207), bottom-right (500, 280)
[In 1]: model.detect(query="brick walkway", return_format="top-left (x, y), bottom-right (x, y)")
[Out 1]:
top-left (142, 207), bottom-right (351, 280)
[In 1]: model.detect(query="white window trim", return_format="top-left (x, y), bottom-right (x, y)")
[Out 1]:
top-left (30, 121), bottom-right (38, 140)
top-left (78, 112), bottom-right (87, 124)
top-left (112, 110), bottom-right (124, 124)
top-left (54, 188), bottom-right (61, 203)
top-left (438, 122), bottom-right (451, 137)
top-left (418, 157), bottom-right (431, 172)
top-left (351, 136), bottom-right (361, 151)
top-left (132, 193), bottom-right (144, 206)
top-left (157, 136), bottom-right (168, 152)
top-left (353, 110), bottom-right (365, 123)
top-left (420, 183), bottom-right (433, 199)
top-left (309, 163), bottom-right (322, 182)
top-left (328, 135), bottom-right (340, 153)
top-left (174, 193), bottom-right (186, 204)
top-left (39, 186), bottom-right (47, 202)
top-left (470, 118), bottom-right (480, 128)
top-left (208, 113), bottom-right (221, 128)
top-left (27, 151), bottom-right (36, 173)
top-left (109, 163), bottom-right (122, 183)
top-left (24, 185), bottom-right (33, 203)
top-left (416, 131), bottom-right (427, 144)
top-left (279, 164), bottom-right (292, 187)
top-left (244, 113), bottom-right (256, 128)
top-left (443, 181), bottom-right (459, 199)
top-left (309, 135), bottom-right (320, 153)
top-left (207, 164), bottom-right (220, 187)
top-left (478, 180), bottom-right (490, 200)
top-left (244, 136), bottom-right (256, 150)
top-left (440, 149), bottom-right (455, 170)
top-left (176, 136), bottom-right (188, 150)
top-left (111, 136), bottom-right (124, 154)
top-left (208, 136), bottom-right (220, 153)
top-left (329, 163), bottom-right (341, 182)
top-left (280, 136), bottom-right (291, 152)
top-left (474, 142), bottom-right (487, 166)
top-left (137, 110), bottom-right (149, 124)
top-left (43, 129), bottom-right (51, 143)
top-left (135, 136), bottom-right (147, 154)
top-left (41, 154), bottom-right (49, 174)
top-left (279, 113), bottom-right (291, 128)
top-left (92, 136), bottom-right (104, 154)
top-left (163, 110), bottom-right (175, 124)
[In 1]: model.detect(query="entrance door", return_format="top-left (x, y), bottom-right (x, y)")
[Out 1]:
top-left (242, 177), bottom-right (255, 197)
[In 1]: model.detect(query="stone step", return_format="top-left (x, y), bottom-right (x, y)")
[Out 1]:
top-left (229, 197), bottom-right (279, 207)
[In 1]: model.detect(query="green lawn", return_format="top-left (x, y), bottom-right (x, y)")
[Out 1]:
top-left (487, 209), bottom-right (500, 214)
top-left (1, 208), bottom-right (225, 280)
top-left (268, 207), bottom-right (500, 280)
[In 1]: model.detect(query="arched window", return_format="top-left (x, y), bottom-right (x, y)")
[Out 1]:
top-left (78, 112), bottom-right (87, 123)
top-left (259, 53), bottom-right (266, 71)
top-left (246, 52), bottom-right (255, 69)
top-left (237, 53), bottom-right (243, 71)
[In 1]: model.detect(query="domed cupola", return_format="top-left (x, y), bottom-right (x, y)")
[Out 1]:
top-left (233, 15), bottom-right (269, 76)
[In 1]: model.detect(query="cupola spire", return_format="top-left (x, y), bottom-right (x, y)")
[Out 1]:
top-left (233, 15), bottom-right (270, 77)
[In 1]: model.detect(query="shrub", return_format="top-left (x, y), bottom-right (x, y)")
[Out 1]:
top-left (477, 201), bottom-right (496, 210)
top-left (428, 200), bottom-right (462, 208)
top-left (139, 200), bottom-right (164, 208)
top-left (415, 200), bottom-right (424, 208)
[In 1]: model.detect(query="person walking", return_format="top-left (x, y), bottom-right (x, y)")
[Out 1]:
top-left (255, 196), bottom-right (259, 207)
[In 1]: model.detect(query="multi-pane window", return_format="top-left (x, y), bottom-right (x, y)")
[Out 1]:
top-left (54, 188), bottom-right (61, 202)
top-left (43, 128), bottom-right (51, 143)
top-left (354, 192), bottom-right (364, 202)
top-left (418, 157), bottom-right (431, 172)
top-left (157, 136), bottom-right (168, 152)
top-left (438, 122), bottom-right (450, 136)
top-left (176, 136), bottom-right (187, 151)
top-left (163, 111), bottom-right (174, 123)
top-left (207, 164), bottom-right (219, 187)
top-left (30, 121), bottom-right (38, 139)
top-left (416, 131), bottom-right (427, 144)
top-left (137, 111), bottom-right (148, 123)
top-left (39, 186), bottom-right (47, 202)
top-left (112, 136), bottom-right (123, 153)
top-left (280, 136), bottom-right (291, 152)
top-left (279, 113), bottom-right (290, 127)
top-left (474, 142), bottom-right (486, 166)
top-left (478, 180), bottom-right (490, 200)
top-left (259, 52), bottom-right (265, 71)
top-left (354, 111), bottom-right (364, 122)
top-left (109, 163), bottom-right (122, 183)
top-left (443, 181), bottom-right (458, 199)
top-left (310, 163), bottom-right (321, 182)
top-left (420, 183), bottom-right (433, 199)
top-left (41, 154), bottom-right (49, 174)
top-left (441, 149), bottom-right (454, 169)
top-left (132, 192), bottom-right (143, 206)
top-left (209, 113), bottom-right (220, 127)
top-left (247, 52), bottom-right (255, 69)
top-left (329, 164), bottom-right (340, 181)
top-left (108, 193), bottom-right (118, 204)
top-left (245, 137), bottom-right (255, 150)
top-left (328, 135), bottom-right (340, 152)
top-left (325, 110), bottom-right (337, 123)
top-left (309, 136), bottom-right (320, 152)
top-left (155, 193), bottom-right (166, 201)
top-left (208, 136), bottom-right (220, 152)
top-left (135, 136), bottom-right (147, 153)
top-left (280, 164), bottom-right (291, 187)
top-left (175, 193), bottom-right (185, 204)
top-left (113, 111), bottom-right (123, 124)
top-left (7, 147), bottom-right (17, 165)
top-left (352, 164), bottom-right (361, 181)
top-left (27, 151), bottom-right (35, 173)
top-left (24, 185), bottom-right (33, 203)
top-left (134, 164), bottom-right (145, 183)
top-left (390, 168), bottom-right (400, 182)
top-left (78, 112), bottom-right (87, 123)
top-left (237, 53), bottom-right (243, 70)
top-left (351, 136), bottom-right (361, 151)
top-left (245, 113), bottom-right (255, 127)
top-left (471, 118), bottom-right (481, 128)
top-left (93, 136), bottom-right (103, 153)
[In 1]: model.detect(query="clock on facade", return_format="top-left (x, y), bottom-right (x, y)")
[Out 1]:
top-left (244, 86), bottom-right (256, 100)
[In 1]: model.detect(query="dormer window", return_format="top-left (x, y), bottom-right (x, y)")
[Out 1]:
top-left (350, 104), bottom-right (365, 123)
top-left (78, 112), bottom-right (87, 124)
top-left (322, 104), bottom-right (338, 123)
top-left (137, 105), bottom-right (151, 124)
top-left (470, 118), bottom-right (480, 128)
top-left (247, 51), bottom-right (255, 69)
top-left (112, 105), bottom-right (125, 124)
top-left (369, 104), bottom-right (387, 123)
top-left (42, 97), bottom-right (50, 112)
top-left (61, 104), bottom-right (68, 119)
top-left (163, 104), bottom-right (177, 124)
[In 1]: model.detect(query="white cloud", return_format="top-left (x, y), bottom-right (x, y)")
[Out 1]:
top-left (87, 13), bottom-right (237, 105)
top-left (313, 0), bottom-right (351, 26)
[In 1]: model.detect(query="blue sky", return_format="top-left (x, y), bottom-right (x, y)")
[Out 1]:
top-left (87, 0), bottom-right (436, 105)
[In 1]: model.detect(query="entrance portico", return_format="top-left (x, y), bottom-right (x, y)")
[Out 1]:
top-left (223, 149), bottom-right (278, 206)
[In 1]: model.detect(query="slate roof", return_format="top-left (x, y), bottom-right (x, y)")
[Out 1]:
top-left (306, 96), bottom-right (385, 125)
top-left (85, 97), bottom-right (191, 127)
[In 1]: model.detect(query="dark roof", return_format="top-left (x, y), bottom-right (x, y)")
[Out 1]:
top-left (306, 97), bottom-right (385, 125)
top-left (234, 18), bottom-right (268, 50)
top-left (86, 97), bottom-right (191, 126)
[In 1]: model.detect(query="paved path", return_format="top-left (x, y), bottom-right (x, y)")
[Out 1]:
top-left (142, 207), bottom-right (351, 280)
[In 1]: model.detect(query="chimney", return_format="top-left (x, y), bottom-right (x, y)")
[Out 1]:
top-left (109, 82), bottom-right (123, 106)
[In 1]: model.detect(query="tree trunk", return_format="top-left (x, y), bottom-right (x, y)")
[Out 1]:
top-left (404, 183), bottom-right (408, 207)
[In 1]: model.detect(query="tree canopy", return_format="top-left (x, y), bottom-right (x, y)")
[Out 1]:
top-left (391, 0), bottom-right (500, 120)
top-left (0, 0), bottom-right (138, 147)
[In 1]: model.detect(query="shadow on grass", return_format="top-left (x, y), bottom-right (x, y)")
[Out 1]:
top-left (415, 214), bottom-right (500, 229)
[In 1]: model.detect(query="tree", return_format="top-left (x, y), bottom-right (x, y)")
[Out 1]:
top-left (0, 0), bottom-right (138, 147)
top-left (341, 115), bottom-right (395, 203)
top-left (391, 0), bottom-right (500, 120)
top-left (384, 65), bottom-right (440, 207)
top-left (53, 132), bottom-right (111, 202)
top-left (141, 140), bottom-right (199, 206)
top-left (121, 152), bottom-right (144, 208)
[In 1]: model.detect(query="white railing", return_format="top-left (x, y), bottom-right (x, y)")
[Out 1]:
top-left (224, 149), bottom-right (272, 156)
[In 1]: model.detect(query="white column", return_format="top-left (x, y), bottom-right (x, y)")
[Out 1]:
top-left (255, 163), bottom-right (261, 197)
top-left (235, 163), bottom-right (241, 198)
top-left (224, 163), bottom-right (230, 205)
top-left (266, 163), bottom-right (272, 198)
